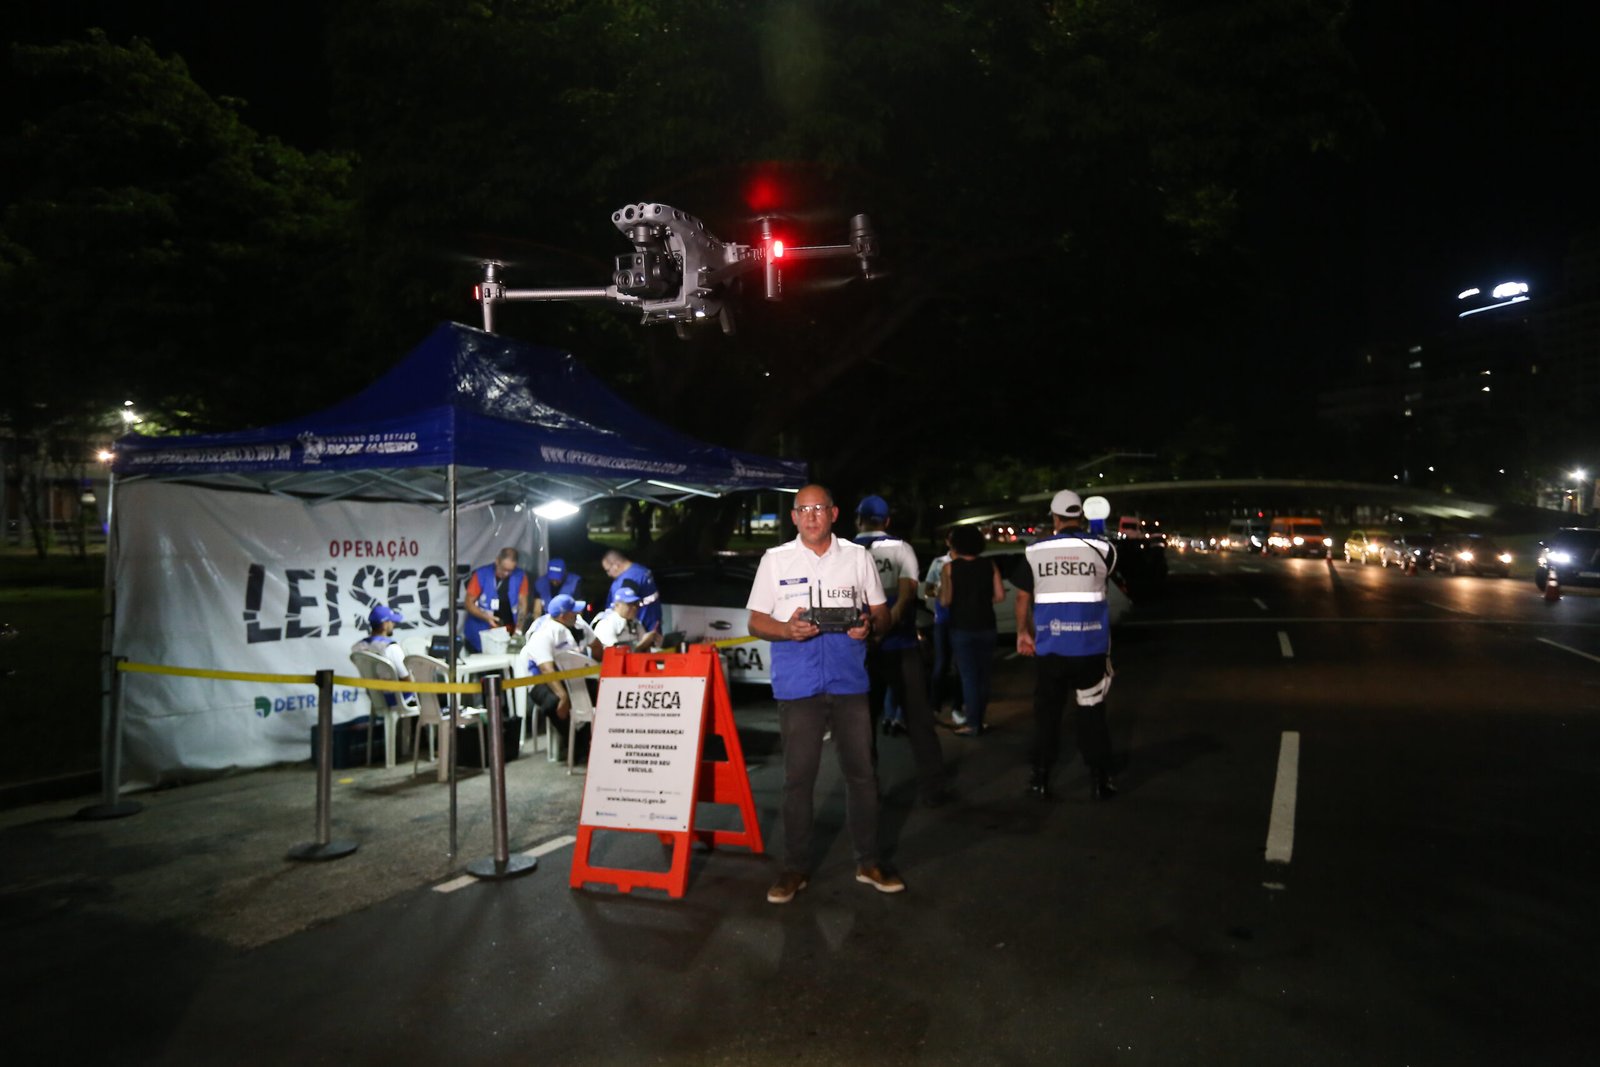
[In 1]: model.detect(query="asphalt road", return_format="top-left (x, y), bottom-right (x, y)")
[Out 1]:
top-left (5, 551), bottom-right (1598, 1064)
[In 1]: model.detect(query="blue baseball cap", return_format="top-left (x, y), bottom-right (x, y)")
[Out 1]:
top-left (368, 604), bottom-right (404, 626)
top-left (548, 594), bottom-right (585, 616)
top-left (546, 557), bottom-right (566, 580)
top-left (856, 494), bottom-right (889, 519)
top-left (612, 586), bottom-right (641, 604)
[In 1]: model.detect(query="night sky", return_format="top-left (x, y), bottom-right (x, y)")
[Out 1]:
top-left (9, 1), bottom-right (1597, 361)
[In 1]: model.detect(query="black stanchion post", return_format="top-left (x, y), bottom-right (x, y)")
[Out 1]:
top-left (78, 654), bottom-right (142, 820)
top-left (288, 668), bottom-right (358, 861)
top-left (467, 674), bottom-right (535, 880)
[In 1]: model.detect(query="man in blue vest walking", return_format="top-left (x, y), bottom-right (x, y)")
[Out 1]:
top-left (1012, 490), bottom-right (1121, 801)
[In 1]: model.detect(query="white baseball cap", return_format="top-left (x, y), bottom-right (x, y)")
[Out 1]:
top-left (1050, 490), bottom-right (1084, 518)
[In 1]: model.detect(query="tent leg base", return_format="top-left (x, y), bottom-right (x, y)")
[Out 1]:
top-left (467, 854), bottom-right (537, 880)
top-left (76, 800), bottom-right (143, 821)
top-left (286, 840), bottom-right (359, 862)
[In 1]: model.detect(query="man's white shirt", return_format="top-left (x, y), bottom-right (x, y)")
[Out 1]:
top-left (591, 609), bottom-right (642, 649)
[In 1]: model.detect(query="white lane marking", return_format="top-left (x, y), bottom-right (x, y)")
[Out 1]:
top-left (434, 833), bottom-right (578, 893)
top-left (1538, 637), bottom-right (1600, 665)
top-left (1253, 598), bottom-right (1269, 611)
top-left (1123, 617), bottom-right (1600, 629)
top-left (1240, 565), bottom-right (1262, 573)
top-left (1277, 631), bottom-right (1294, 658)
top-left (1424, 600), bottom-right (1473, 616)
top-left (1265, 731), bottom-right (1300, 865)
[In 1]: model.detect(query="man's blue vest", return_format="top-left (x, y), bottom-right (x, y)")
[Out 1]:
top-left (464, 563), bottom-right (525, 652)
top-left (1023, 532), bottom-right (1116, 657)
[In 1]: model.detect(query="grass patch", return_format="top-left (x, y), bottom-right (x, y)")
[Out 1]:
top-left (0, 584), bottom-right (103, 785)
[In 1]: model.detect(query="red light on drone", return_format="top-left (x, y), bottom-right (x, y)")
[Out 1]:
top-left (771, 240), bottom-right (785, 259)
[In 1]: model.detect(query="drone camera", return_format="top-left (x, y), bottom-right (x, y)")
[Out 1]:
top-left (614, 250), bottom-right (682, 299)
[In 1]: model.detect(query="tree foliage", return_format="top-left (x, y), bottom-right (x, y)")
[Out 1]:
top-left (1, 31), bottom-right (358, 436)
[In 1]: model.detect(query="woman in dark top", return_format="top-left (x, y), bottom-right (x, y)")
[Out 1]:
top-left (938, 524), bottom-right (1004, 736)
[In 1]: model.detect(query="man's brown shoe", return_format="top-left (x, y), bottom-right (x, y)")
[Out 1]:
top-left (766, 870), bottom-right (808, 904)
top-left (855, 865), bottom-right (907, 894)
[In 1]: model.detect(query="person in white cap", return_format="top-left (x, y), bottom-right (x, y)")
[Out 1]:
top-left (591, 586), bottom-right (662, 652)
top-left (1011, 489), bottom-right (1122, 801)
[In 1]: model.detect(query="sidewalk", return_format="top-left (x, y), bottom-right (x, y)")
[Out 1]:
top-left (0, 715), bottom-right (745, 949)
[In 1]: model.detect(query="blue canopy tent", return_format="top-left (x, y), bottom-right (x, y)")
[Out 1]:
top-left (90, 323), bottom-right (804, 799)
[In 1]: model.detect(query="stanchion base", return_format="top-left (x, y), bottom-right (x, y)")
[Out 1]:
top-left (466, 853), bottom-right (538, 880)
top-left (75, 800), bottom-right (143, 821)
top-left (286, 840), bottom-right (359, 862)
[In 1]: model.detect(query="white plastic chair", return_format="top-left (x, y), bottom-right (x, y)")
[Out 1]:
top-left (553, 649), bottom-right (598, 775)
top-left (349, 650), bottom-right (419, 768)
top-left (404, 654), bottom-right (487, 779)
top-left (508, 654), bottom-right (549, 757)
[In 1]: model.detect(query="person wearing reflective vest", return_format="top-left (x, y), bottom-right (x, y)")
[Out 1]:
top-left (463, 547), bottom-right (529, 653)
top-left (1012, 490), bottom-right (1122, 801)
top-left (601, 549), bottom-right (661, 633)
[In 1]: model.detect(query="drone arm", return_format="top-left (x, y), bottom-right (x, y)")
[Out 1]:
top-left (501, 287), bottom-right (635, 303)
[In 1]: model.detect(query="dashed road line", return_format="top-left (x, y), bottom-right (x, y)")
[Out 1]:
top-left (1253, 598), bottom-right (1269, 611)
top-left (1424, 600), bottom-right (1474, 616)
top-left (1277, 631), bottom-right (1294, 658)
top-left (434, 833), bottom-right (578, 893)
top-left (1240, 565), bottom-right (1263, 573)
top-left (1537, 637), bottom-right (1600, 665)
top-left (1265, 731), bottom-right (1300, 865)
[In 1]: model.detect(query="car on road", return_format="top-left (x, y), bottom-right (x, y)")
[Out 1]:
top-left (1433, 533), bottom-right (1512, 577)
top-left (1535, 528), bottom-right (1600, 593)
top-left (1220, 517), bottom-right (1267, 553)
top-left (1267, 516), bottom-right (1333, 558)
top-left (1394, 532), bottom-right (1439, 571)
top-left (1343, 530), bottom-right (1398, 566)
top-left (654, 561), bottom-right (770, 685)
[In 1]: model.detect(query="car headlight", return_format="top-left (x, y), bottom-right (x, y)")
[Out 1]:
top-left (1323, 537), bottom-right (1333, 547)
top-left (1550, 550), bottom-right (1573, 565)
top-left (1458, 551), bottom-right (1474, 562)
top-left (1292, 536), bottom-right (1304, 546)
top-left (1498, 552), bottom-right (1513, 564)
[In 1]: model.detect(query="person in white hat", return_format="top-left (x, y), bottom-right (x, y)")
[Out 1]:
top-left (1010, 489), bottom-right (1122, 801)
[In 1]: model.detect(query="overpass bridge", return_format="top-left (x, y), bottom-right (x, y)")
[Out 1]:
top-left (948, 479), bottom-right (1565, 537)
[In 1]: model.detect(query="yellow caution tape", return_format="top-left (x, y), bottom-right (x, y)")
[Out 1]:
top-left (117, 636), bottom-right (761, 695)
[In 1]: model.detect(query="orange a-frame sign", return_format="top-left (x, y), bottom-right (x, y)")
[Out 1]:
top-left (570, 644), bottom-right (764, 898)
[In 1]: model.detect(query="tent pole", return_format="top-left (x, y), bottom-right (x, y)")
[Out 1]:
top-left (447, 463), bottom-right (460, 857)
top-left (80, 470), bottom-right (140, 820)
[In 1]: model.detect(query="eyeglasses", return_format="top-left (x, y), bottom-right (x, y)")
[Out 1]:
top-left (792, 503), bottom-right (831, 515)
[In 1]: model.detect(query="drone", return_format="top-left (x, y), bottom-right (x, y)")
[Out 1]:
top-left (473, 202), bottom-right (879, 338)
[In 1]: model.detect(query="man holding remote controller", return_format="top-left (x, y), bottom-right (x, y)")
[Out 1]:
top-left (746, 484), bottom-right (900, 904)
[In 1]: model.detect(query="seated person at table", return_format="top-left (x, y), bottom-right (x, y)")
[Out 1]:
top-left (463, 547), bottom-right (530, 653)
top-left (591, 587), bottom-right (662, 653)
top-left (520, 594), bottom-right (592, 759)
top-left (351, 604), bottom-right (415, 709)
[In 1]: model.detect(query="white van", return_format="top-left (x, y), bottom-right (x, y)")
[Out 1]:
top-left (1222, 518), bottom-right (1267, 553)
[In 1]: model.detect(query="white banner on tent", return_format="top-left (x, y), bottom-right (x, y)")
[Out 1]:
top-left (114, 481), bottom-right (541, 785)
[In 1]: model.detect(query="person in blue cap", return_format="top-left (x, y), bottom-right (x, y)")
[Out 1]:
top-left (351, 603), bottom-right (414, 707)
top-left (853, 494), bottom-right (948, 806)
top-left (533, 557), bottom-right (581, 612)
